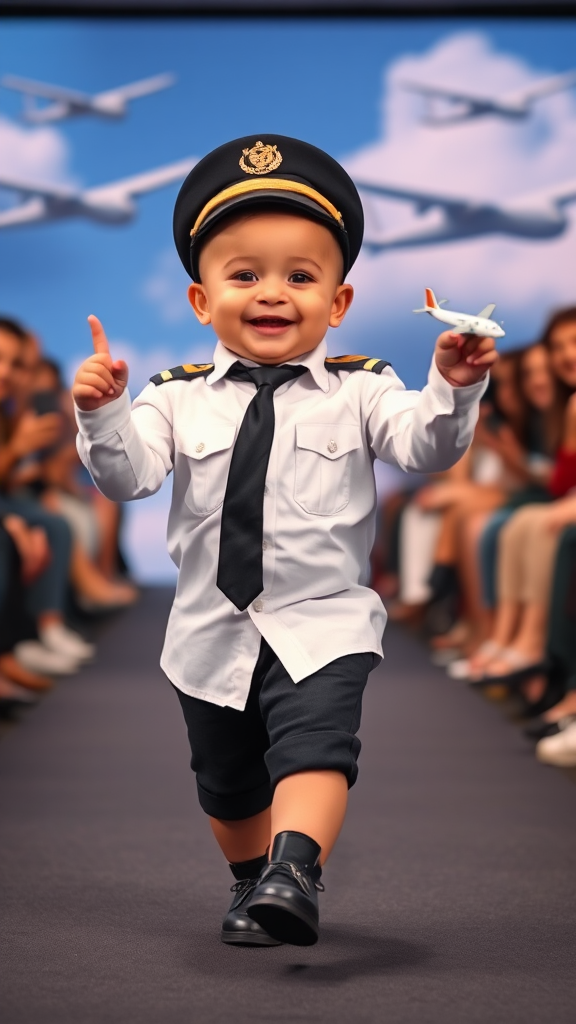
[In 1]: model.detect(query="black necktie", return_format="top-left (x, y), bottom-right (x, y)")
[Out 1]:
top-left (216, 361), bottom-right (307, 611)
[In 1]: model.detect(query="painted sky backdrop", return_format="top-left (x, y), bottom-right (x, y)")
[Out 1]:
top-left (1, 18), bottom-right (576, 579)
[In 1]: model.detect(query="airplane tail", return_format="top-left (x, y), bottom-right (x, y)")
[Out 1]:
top-left (413, 287), bottom-right (439, 313)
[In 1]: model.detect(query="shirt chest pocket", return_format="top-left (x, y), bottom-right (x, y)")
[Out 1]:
top-left (294, 423), bottom-right (362, 516)
top-left (175, 422), bottom-right (236, 516)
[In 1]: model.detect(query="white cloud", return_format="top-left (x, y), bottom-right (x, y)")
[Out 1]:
top-left (338, 32), bottom-right (576, 361)
top-left (0, 114), bottom-right (73, 185)
top-left (141, 247), bottom-right (192, 324)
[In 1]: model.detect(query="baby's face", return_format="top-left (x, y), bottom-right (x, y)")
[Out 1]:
top-left (188, 212), bottom-right (354, 364)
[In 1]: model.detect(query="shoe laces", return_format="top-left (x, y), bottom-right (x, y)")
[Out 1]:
top-left (229, 877), bottom-right (259, 895)
top-left (259, 860), bottom-right (325, 895)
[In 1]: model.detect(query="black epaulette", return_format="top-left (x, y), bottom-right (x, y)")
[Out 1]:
top-left (150, 363), bottom-right (214, 386)
top-left (325, 355), bottom-right (390, 374)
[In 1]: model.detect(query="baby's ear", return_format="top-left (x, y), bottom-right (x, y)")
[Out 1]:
top-left (188, 283), bottom-right (211, 325)
top-left (329, 283), bottom-right (354, 328)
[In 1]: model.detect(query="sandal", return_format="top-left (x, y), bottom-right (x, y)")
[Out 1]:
top-left (447, 640), bottom-right (503, 681)
top-left (471, 647), bottom-right (545, 688)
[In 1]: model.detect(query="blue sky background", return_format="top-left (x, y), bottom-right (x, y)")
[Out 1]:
top-left (1, 18), bottom-right (576, 579)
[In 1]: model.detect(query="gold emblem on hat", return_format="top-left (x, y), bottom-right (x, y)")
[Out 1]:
top-left (240, 141), bottom-right (283, 176)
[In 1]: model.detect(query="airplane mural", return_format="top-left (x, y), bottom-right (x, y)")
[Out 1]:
top-left (0, 158), bottom-right (196, 229)
top-left (1, 72), bottom-right (175, 123)
top-left (401, 68), bottom-right (576, 125)
top-left (358, 176), bottom-right (576, 250)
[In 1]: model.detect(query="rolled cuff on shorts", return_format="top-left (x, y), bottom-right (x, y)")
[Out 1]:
top-left (195, 778), bottom-right (273, 820)
top-left (265, 729), bottom-right (362, 791)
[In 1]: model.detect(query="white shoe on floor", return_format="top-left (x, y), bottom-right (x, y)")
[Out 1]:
top-left (14, 641), bottom-right (81, 676)
top-left (39, 623), bottom-right (95, 662)
top-left (536, 721), bottom-right (576, 767)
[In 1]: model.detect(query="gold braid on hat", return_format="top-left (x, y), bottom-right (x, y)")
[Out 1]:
top-left (190, 178), bottom-right (343, 238)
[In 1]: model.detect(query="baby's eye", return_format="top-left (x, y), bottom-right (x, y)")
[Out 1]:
top-left (234, 271), bottom-right (258, 282)
top-left (289, 272), bottom-right (313, 284)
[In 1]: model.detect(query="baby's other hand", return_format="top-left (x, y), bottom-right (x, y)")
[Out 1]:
top-left (72, 316), bottom-right (129, 412)
top-left (435, 330), bottom-right (498, 388)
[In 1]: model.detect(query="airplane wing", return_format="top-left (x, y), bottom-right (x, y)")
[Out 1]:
top-left (477, 304), bottom-right (496, 319)
top-left (96, 73), bottom-right (175, 104)
top-left (0, 198), bottom-right (48, 228)
top-left (356, 179), bottom-right (471, 214)
top-left (86, 157), bottom-right (195, 199)
top-left (400, 80), bottom-right (494, 108)
top-left (0, 174), bottom-right (78, 201)
top-left (85, 157), bottom-right (197, 200)
top-left (512, 69), bottom-right (576, 105)
top-left (1, 74), bottom-right (89, 106)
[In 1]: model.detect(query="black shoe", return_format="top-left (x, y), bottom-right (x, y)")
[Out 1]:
top-left (524, 717), bottom-right (561, 741)
top-left (221, 854), bottom-right (282, 947)
top-left (246, 831), bottom-right (323, 947)
top-left (524, 714), bottom-right (576, 741)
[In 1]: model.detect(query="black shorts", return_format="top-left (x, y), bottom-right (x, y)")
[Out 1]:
top-left (174, 639), bottom-right (377, 821)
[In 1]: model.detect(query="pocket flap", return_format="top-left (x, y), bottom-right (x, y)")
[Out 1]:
top-left (175, 421), bottom-right (236, 460)
top-left (296, 422), bottom-right (362, 461)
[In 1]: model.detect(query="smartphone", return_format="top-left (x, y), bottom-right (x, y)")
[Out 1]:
top-left (31, 390), bottom-right (61, 417)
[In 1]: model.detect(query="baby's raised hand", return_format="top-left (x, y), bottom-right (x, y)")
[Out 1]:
top-left (73, 316), bottom-right (129, 412)
top-left (434, 330), bottom-right (498, 388)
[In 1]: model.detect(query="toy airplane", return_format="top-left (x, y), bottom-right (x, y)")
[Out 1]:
top-left (414, 288), bottom-right (505, 337)
top-left (1, 72), bottom-right (175, 123)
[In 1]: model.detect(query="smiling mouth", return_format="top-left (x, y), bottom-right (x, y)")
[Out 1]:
top-left (247, 316), bottom-right (295, 335)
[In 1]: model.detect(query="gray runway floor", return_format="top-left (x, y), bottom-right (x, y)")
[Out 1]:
top-left (1, 588), bottom-right (575, 1024)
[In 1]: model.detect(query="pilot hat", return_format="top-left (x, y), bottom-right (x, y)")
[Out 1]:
top-left (173, 134), bottom-right (364, 282)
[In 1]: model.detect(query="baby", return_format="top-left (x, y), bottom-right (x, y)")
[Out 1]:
top-left (73, 135), bottom-right (496, 947)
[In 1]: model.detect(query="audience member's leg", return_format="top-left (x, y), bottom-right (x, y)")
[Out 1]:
top-left (485, 506), bottom-right (560, 678)
top-left (397, 503), bottom-right (441, 609)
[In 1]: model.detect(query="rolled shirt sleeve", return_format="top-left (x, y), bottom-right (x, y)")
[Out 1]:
top-left (365, 357), bottom-right (488, 473)
top-left (75, 385), bottom-right (175, 501)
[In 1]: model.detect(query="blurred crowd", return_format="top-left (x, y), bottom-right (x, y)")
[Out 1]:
top-left (371, 305), bottom-right (576, 770)
top-left (2, 307), bottom-right (576, 774)
top-left (0, 315), bottom-right (137, 717)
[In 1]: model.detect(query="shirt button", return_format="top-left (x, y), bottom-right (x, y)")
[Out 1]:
top-left (262, 541), bottom-right (268, 551)
top-left (195, 442), bottom-right (205, 453)
top-left (327, 439), bottom-right (338, 453)
top-left (253, 599), bottom-right (264, 612)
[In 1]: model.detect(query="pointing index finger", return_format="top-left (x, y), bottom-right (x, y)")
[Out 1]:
top-left (87, 315), bottom-right (110, 356)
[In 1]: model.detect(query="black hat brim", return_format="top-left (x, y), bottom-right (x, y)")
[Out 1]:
top-left (189, 190), bottom-right (350, 282)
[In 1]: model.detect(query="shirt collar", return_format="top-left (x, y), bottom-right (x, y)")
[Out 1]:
top-left (207, 338), bottom-right (330, 394)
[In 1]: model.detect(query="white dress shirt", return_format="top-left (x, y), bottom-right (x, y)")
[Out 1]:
top-left (75, 337), bottom-right (487, 710)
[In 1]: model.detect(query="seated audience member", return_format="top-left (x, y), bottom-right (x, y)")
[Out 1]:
top-left (533, 525), bottom-right (576, 765)
top-left (28, 355), bottom-right (137, 604)
top-left (446, 341), bottom-right (559, 673)
top-left (453, 307), bottom-right (576, 702)
top-left (0, 316), bottom-right (134, 683)
top-left (393, 351), bottom-right (527, 629)
top-left (0, 519), bottom-right (45, 712)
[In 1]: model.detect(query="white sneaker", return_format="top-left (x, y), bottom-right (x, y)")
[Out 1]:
top-left (14, 641), bottom-right (81, 676)
top-left (536, 721), bottom-right (576, 767)
top-left (39, 623), bottom-right (96, 662)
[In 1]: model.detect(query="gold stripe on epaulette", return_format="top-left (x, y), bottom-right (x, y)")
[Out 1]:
top-left (160, 369), bottom-right (173, 381)
top-left (363, 358), bottom-right (380, 371)
top-left (181, 363), bottom-right (213, 373)
top-left (326, 355), bottom-right (369, 364)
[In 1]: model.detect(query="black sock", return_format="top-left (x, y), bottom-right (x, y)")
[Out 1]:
top-left (229, 853), bottom-right (268, 881)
